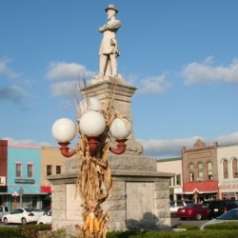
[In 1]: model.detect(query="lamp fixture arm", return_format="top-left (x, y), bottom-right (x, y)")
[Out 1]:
top-left (58, 142), bottom-right (77, 157)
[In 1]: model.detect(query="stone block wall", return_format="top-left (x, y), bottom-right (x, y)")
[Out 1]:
top-left (50, 174), bottom-right (171, 233)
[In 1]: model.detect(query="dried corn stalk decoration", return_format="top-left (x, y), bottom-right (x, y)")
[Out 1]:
top-left (53, 78), bottom-right (130, 238)
top-left (74, 95), bottom-right (126, 238)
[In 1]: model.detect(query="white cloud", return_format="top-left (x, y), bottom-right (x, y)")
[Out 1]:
top-left (0, 57), bottom-right (28, 104)
top-left (137, 74), bottom-right (171, 94)
top-left (47, 62), bottom-right (94, 81)
top-left (47, 62), bottom-right (94, 97)
top-left (0, 85), bottom-right (27, 104)
top-left (140, 131), bottom-right (238, 157)
top-left (182, 57), bottom-right (238, 85)
top-left (2, 137), bottom-right (51, 148)
top-left (0, 58), bottom-right (19, 79)
top-left (140, 136), bottom-right (203, 157)
top-left (51, 80), bottom-right (81, 97)
top-left (216, 131), bottom-right (238, 145)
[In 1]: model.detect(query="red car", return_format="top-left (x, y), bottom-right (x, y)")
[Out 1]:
top-left (176, 204), bottom-right (209, 220)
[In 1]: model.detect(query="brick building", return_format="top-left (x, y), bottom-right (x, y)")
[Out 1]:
top-left (0, 140), bottom-right (8, 203)
top-left (182, 139), bottom-right (219, 202)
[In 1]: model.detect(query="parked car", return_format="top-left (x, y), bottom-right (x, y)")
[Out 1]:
top-left (2, 208), bottom-right (38, 224)
top-left (200, 208), bottom-right (238, 230)
top-left (37, 211), bottom-right (52, 225)
top-left (29, 208), bottom-right (44, 219)
top-left (0, 206), bottom-right (9, 222)
top-left (176, 204), bottom-right (209, 220)
top-left (203, 200), bottom-right (238, 218)
top-left (170, 201), bottom-right (185, 215)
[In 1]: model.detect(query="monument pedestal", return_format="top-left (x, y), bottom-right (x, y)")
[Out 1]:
top-left (49, 79), bottom-right (172, 234)
top-left (81, 79), bottom-right (143, 155)
top-left (50, 155), bottom-right (172, 233)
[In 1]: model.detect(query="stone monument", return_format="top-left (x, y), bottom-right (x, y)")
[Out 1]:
top-left (49, 4), bottom-right (172, 235)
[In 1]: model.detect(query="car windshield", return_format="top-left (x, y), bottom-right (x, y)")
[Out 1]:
top-left (11, 209), bottom-right (23, 214)
top-left (186, 204), bottom-right (199, 208)
top-left (25, 208), bottom-right (33, 212)
top-left (217, 209), bottom-right (238, 220)
top-left (33, 209), bottom-right (42, 212)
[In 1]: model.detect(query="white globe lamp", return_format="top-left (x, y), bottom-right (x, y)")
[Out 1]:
top-left (79, 111), bottom-right (106, 137)
top-left (52, 118), bottom-right (77, 143)
top-left (110, 118), bottom-right (131, 140)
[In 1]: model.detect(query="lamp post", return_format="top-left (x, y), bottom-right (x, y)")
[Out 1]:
top-left (52, 97), bottom-right (131, 238)
top-left (18, 187), bottom-right (24, 208)
top-left (12, 191), bottom-right (19, 209)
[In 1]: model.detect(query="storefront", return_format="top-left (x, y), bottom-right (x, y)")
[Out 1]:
top-left (183, 181), bottom-right (219, 203)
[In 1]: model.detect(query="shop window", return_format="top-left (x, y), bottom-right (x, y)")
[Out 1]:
top-left (16, 163), bottom-right (22, 177)
top-left (56, 165), bottom-right (61, 175)
top-left (223, 159), bottom-right (228, 179)
top-left (46, 165), bottom-right (52, 176)
top-left (232, 158), bottom-right (238, 178)
top-left (198, 162), bottom-right (204, 180)
top-left (207, 161), bottom-right (213, 180)
top-left (27, 163), bottom-right (33, 177)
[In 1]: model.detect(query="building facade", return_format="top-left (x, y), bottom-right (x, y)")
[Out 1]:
top-left (0, 140), bottom-right (46, 210)
top-left (217, 144), bottom-right (238, 199)
top-left (182, 139), bottom-right (219, 202)
top-left (7, 146), bottom-right (43, 210)
top-left (40, 146), bottom-right (68, 209)
top-left (40, 146), bottom-right (74, 209)
top-left (157, 157), bottom-right (182, 204)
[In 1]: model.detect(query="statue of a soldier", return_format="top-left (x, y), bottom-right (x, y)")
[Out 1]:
top-left (98, 4), bottom-right (121, 78)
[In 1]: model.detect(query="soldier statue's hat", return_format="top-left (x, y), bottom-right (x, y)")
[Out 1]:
top-left (105, 4), bottom-right (118, 13)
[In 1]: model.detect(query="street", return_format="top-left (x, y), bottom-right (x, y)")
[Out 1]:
top-left (171, 217), bottom-right (210, 228)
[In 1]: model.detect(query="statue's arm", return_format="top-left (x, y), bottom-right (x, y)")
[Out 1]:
top-left (99, 20), bottom-right (121, 32)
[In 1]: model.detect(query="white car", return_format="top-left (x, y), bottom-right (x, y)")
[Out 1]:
top-left (37, 211), bottom-right (52, 225)
top-left (29, 209), bottom-right (44, 219)
top-left (2, 208), bottom-right (38, 224)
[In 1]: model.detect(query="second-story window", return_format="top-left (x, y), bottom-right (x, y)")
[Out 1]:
top-left (223, 159), bottom-right (228, 179)
top-left (176, 174), bottom-right (181, 185)
top-left (189, 163), bottom-right (195, 182)
top-left (27, 163), bottom-right (33, 177)
top-left (46, 165), bottom-right (52, 176)
top-left (16, 163), bottom-right (22, 177)
top-left (198, 162), bottom-right (204, 180)
top-left (232, 158), bottom-right (238, 178)
top-left (56, 165), bottom-right (61, 175)
top-left (207, 161), bottom-right (213, 180)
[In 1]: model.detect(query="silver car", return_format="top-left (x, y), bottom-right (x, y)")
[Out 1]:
top-left (200, 208), bottom-right (238, 230)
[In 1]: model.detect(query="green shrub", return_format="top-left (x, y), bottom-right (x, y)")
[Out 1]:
top-left (107, 230), bottom-right (238, 238)
top-left (0, 227), bottom-right (25, 238)
top-left (38, 229), bottom-right (74, 238)
top-left (19, 224), bottom-right (51, 238)
top-left (204, 222), bottom-right (238, 230)
top-left (0, 224), bottom-right (51, 238)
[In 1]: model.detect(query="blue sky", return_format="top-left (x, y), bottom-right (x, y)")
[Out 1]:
top-left (1, 0), bottom-right (238, 156)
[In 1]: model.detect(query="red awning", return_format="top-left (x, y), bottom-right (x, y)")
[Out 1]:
top-left (183, 181), bottom-right (218, 194)
top-left (40, 186), bottom-right (52, 193)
